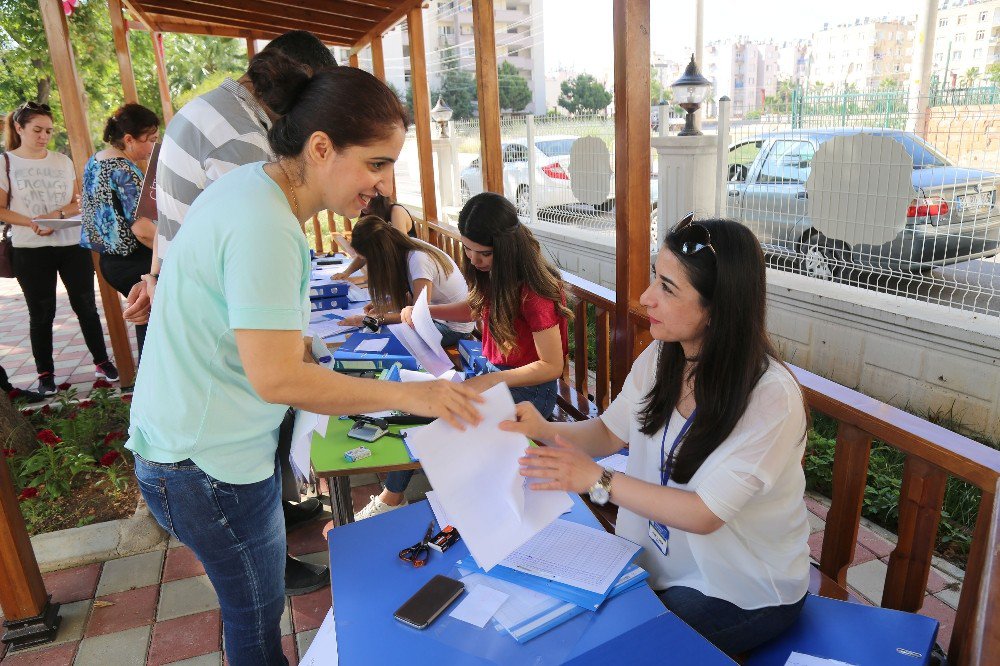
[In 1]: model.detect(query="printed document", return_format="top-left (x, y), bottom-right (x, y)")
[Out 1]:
top-left (406, 383), bottom-right (573, 570)
top-left (387, 290), bottom-right (454, 377)
top-left (300, 608), bottom-right (338, 665)
top-left (289, 410), bottom-right (329, 482)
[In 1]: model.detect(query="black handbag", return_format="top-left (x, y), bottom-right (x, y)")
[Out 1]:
top-left (1, 153), bottom-right (14, 278)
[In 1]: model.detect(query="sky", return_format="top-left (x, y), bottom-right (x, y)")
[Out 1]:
top-left (542, 0), bottom-right (925, 79)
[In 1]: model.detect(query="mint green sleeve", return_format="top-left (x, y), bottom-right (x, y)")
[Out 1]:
top-left (222, 226), bottom-right (308, 331)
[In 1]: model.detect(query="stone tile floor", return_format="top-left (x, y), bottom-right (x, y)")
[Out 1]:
top-left (1, 273), bottom-right (964, 662)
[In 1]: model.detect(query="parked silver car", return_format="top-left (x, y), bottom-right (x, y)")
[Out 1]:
top-left (727, 128), bottom-right (1000, 276)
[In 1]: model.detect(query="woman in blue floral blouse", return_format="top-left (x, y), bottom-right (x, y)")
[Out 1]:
top-left (82, 104), bottom-right (159, 361)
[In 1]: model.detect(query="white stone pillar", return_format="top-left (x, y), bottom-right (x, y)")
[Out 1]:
top-left (652, 134), bottom-right (718, 248)
top-left (432, 137), bottom-right (457, 209)
top-left (907, 0), bottom-right (938, 138)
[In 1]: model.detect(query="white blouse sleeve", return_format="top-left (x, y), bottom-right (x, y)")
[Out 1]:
top-left (695, 368), bottom-right (807, 523)
top-left (599, 342), bottom-right (660, 442)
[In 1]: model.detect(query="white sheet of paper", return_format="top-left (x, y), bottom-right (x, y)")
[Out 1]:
top-left (310, 318), bottom-right (358, 340)
top-left (289, 410), bottom-right (330, 482)
top-left (498, 519), bottom-right (641, 594)
top-left (354, 337), bottom-right (389, 353)
top-left (784, 653), bottom-right (855, 666)
top-left (399, 368), bottom-right (464, 383)
top-left (300, 608), bottom-right (338, 665)
top-left (387, 291), bottom-right (453, 377)
top-left (425, 490), bottom-right (452, 527)
top-left (34, 214), bottom-right (83, 230)
top-left (596, 452), bottom-right (629, 474)
top-left (460, 572), bottom-right (568, 635)
top-left (406, 383), bottom-right (573, 571)
top-left (449, 585), bottom-right (509, 628)
top-left (347, 285), bottom-right (370, 302)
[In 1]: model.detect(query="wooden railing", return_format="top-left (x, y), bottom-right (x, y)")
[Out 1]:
top-left (413, 215), bottom-right (1000, 665)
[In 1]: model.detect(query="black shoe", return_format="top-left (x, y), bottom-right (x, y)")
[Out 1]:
top-left (284, 555), bottom-right (328, 596)
top-left (37, 373), bottom-right (57, 396)
top-left (95, 360), bottom-right (119, 381)
top-left (283, 497), bottom-right (323, 532)
top-left (7, 387), bottom-right (47, 404)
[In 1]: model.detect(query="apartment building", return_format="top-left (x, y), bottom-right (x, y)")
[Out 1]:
top-left (810, 17), bottom-right (915, 90)
top-left (338, 0), bottom-right (546, 114)
top-left (933, 0), bottom-right (1000, 86)
top-left (703, 38), bottom-right (782, 114)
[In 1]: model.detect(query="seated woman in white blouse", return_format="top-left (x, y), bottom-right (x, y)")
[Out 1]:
top-left (502, 215), bottom-right (810, 656)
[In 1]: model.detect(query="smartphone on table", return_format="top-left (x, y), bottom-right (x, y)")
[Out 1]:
top-left (393, 575), bottom-right (465, 629)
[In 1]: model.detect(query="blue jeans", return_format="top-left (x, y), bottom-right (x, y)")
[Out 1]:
top-left (384, 362), bottom-right (558, 495)
top-left (434, 320), bottom-right (472, 347)
top-left (134, 454), bottom-right (288, 666)
top-left (657, 586), bottom-right (806, 655)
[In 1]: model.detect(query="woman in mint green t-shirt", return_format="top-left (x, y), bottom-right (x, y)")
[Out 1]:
top-left (127, 62), bottom-right (481, 666)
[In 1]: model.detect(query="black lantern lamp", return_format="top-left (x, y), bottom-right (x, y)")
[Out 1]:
top-left (670, 55), bottom-right (712, 137)
top-left (430, 96), bottom-right (453, 138)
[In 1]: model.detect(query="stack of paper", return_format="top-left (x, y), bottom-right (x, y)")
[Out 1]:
top-left (289, 410), bottom-right (331, 482)
top-left (387, 290), bottom-right (455, 377)
top-left (406, 383), bottom-right (574, 571)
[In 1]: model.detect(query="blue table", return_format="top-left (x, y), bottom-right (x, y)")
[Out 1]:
top-left (328, 497), bottom-right (735, 665)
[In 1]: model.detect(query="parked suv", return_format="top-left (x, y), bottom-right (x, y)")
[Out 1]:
top-left (727, 128), bottom-right (1000, 277)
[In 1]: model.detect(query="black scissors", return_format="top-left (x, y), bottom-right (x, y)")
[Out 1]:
top-left (398, 521), bottom-right (436, 567)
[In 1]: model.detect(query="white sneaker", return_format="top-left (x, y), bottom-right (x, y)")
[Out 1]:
top-left (354, 495), bottom-right (408, 521)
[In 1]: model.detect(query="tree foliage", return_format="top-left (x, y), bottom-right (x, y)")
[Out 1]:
top-left (987, 63), bottom-right (1000, 87)
top-left (497, 60), bottom-right (530, 112)
top-left (433, 68), bottom-right (476, 120)
top-left (558, 73), bottom-right (611, 115)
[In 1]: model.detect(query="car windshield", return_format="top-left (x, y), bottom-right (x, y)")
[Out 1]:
top-left (536, 139), bottom-right (576, 157)
top-left (813, 132), bottom-right (950, 169)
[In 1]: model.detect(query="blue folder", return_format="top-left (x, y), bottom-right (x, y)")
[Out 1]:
top-left (310, 295), bottom-right (350, 312)
top-left (309, 282), bottom-right (349, 299)
top-left (333, 330), bottom-right (420, 371)
top-left (745, 593), bottom-right (939, 666)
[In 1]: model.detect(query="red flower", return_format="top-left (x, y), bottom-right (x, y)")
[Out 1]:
top-left (57, 382), bottom-right (72, 391)
top-left (93, 379), bottom-right (113, 390)
top-left (18, 487), bottom-right (39, 501)
top-left (41, 405), bottom-right (52, 415)
top-left (2, 448), bottom-right (16, 458)
top-left (79, 400), bottom-right (94, 409)
top-left (103, 431), bottom-right (126, 445)
top-left (121, 394), bottom-right (133, 404)
top-left (36, 429), bottom-right (62, 446)
top-left (21, 409), bottom-right (35, 417)
top-left (99, 450), bottom-right (121, 467)
top-left (7, 389), bottom-right (20, 400)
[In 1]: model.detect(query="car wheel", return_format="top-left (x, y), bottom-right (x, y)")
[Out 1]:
top-left (460, 181), bottom-right (471, 203)
top-left (798, 231), bottom-right (851, 281)
top-left (515, 185), bottom-right (530, 217)
top-left (594, 199), bottom-right (615, 213)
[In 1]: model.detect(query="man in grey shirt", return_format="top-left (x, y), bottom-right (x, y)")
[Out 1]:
top-left (125, 30), bottom-right (337, 596)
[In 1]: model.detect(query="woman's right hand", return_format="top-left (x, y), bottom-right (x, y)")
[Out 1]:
top-left (363, 303), bottom-right (375, 314)
top-left (400, 380), bottom-right (484, 430)
top-left (500, 401), bottom-right (555, 443)
top-left (331, 271), bottom-right (349, 281)
top-left (399, 306), bottom-right (415, 328)
top-left (30, 221), bottom-right (54, 236)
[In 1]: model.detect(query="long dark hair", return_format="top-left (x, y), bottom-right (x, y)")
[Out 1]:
top-left (639, 218), bottom-right (802, 484)
top-left (4, 102), bottom-right (53, 151)
top-left (457, 192), bottom-right (571, 357)
top-left (351, 215), bottom-right (455, 312)
top-left (103, 103), bottom-right (159, 149)
top-left (363, 194), bottom-right (413, 234)
top-left (251, 53), bottom-right (409, 156)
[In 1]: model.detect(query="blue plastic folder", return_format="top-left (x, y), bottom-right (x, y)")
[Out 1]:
top-left (310, 295), bottom-right (350, 312)
top-left (309, 282), bottom-right (349, 299)
top-left (333, 330), bottom-right (420, 371)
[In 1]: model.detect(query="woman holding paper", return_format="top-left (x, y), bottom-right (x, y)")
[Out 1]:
top-left (81, 104), bottom-right (160, 361)
top-left (503, 215), bottom-right (810, 656)
top-left (338, 215), bottom-right (474, 345)
top-left (1, 102), bottom-right (114, 394)
top-left (127, 62), bottom-right (482, 666)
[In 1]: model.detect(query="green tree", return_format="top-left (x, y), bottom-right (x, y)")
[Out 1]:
top-left (497, 60), bottom-right (531, 112)
top-left (558, 73), bottom-right (611, 115)
top-left (960, 67), bottom-right (980, 88)
top-left (986, 63), bottom-right (1000, 87)
top-left (649, 66), bottom-right (672, 105)
top-left (163, 33), bottom-right (246, 101)
top-left (764, 78), bottom-right (795, 113)
top-left (433, 68), bottom-right (476, 120)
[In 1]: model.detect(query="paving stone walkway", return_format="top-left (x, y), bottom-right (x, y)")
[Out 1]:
top-left (0, 275), bottom-right (964, 663)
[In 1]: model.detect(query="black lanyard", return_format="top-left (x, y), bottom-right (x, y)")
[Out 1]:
top-left (660, 410), bottom-right (696, 486)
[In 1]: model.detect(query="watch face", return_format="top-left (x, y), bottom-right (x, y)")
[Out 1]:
top-left (590, 487), bottom-right (609, 504)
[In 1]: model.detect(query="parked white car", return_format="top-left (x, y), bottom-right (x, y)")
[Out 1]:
top-left (459, 135), bottom-right (658, 215)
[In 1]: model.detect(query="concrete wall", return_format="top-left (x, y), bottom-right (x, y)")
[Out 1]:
top-left (925, 105), bottom-right (1000, 171)
top-left (531, 223), bottom-right (1000, 437)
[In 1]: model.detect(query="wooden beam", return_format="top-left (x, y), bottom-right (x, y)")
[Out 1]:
top-left (128, 20), bottom-right (291, 43)
top-left (107, 0), bottom-right (139, 104)
top-left (270, 0), bottom-right (389, 23)
top-left (350, 0), bottom-right (421, 55)
top-left (471, 0), bottom-right (502, 194)
top-left (121, 0), bottom-right (158, 31)
top-left (407, 6), bottom-right (437, 223)
top-left (371, 33), bottom-right (386, 81)
top-left (40, 0), bottom-right (137, 388)
top-left (611, 0), bottom-right (651, 393)
top-left (140, 0), bottom-right (376, 34)
top-left (150, 32), bottom-right (173, 124)
top-left (349, 52), bottom-right (360, 68)
top-left (246, 36), bottom-right (257, 61)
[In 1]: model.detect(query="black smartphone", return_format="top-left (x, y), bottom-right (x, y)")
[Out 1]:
top-left (393, 575), bottom-right (465, 629)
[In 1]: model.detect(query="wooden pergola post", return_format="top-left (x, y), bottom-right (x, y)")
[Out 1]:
top-left (40, 0), bottom-right (138, 388)
top-left (312, 215), bottom-right (325, 254)
top-left (471, 0), bottom-right (503, 194)
top-left (407, 6), bottom-right (437, 225)
top-left (151, 31), bottom-right (173, 124)
top-left (107, 0), bottom-right (138, 104)
top-left (349, 52), bottom-right (360, 68)
top-left (246, 36), bottom-right (258, 60)
top-left (611, 0), bottom-right (651, 394)
top-left (371, 34), bottom-right (386, 81)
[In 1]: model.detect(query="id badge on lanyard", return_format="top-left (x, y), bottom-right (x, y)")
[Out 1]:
top-left (649, 410), bottom-right (696, 556)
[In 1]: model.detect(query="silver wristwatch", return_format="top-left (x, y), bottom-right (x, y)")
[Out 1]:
top-left (588, 468), bottom-right (614, 505)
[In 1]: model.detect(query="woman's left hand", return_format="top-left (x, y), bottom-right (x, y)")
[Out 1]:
top-left (340, 315), bottom-right (363, 327)
top-left (518, 435), bottom-right (604, 493)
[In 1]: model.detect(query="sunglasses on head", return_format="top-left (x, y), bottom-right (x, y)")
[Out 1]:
top-left (14, 102), bottom-right (52, 123)
top-left (669, 212), bottom-right (716, 258)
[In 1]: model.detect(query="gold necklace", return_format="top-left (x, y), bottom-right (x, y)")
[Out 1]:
top-left (276, 160), bottom-right (300, 219)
